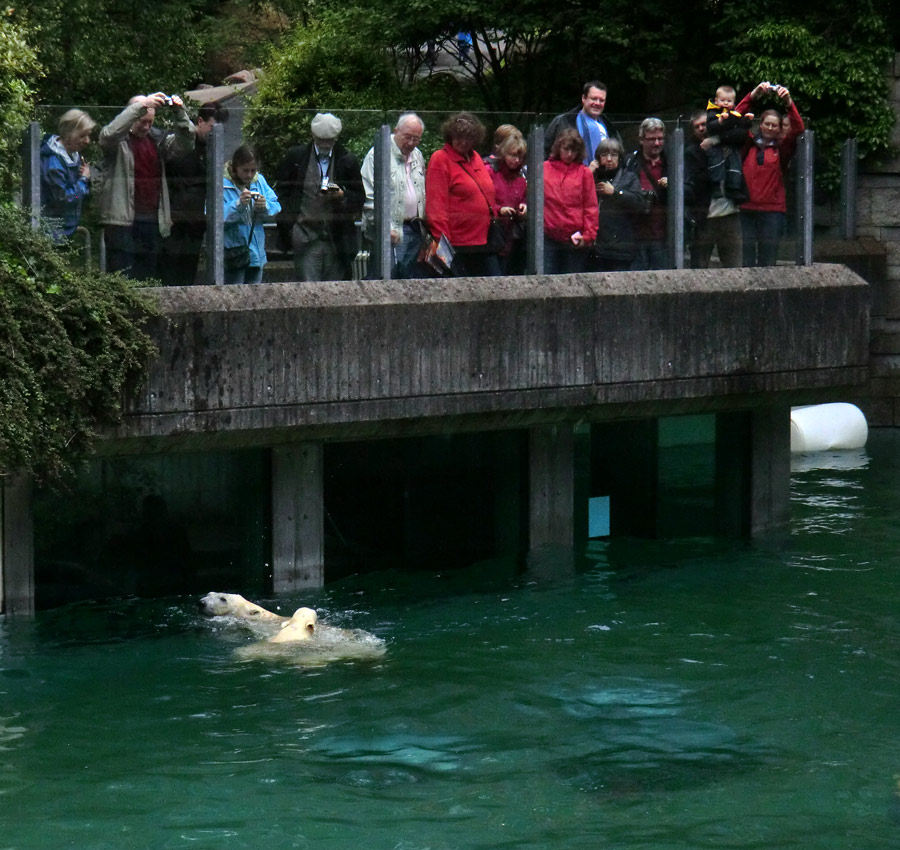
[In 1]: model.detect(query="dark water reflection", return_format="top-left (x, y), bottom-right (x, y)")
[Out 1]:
top-left (2, 433), bottom-right (900, 848)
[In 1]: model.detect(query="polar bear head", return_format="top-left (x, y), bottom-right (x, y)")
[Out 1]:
top-left (198, 592), bottom-right (284, 622)
top-left (268, 607), bottom-right (318, 643)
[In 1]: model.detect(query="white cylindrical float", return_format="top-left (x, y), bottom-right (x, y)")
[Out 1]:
top-left (790, 403), bottom-right (868, 453)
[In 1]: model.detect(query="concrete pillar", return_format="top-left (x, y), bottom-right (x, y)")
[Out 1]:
top-left (715, 407), bottom-right (790, 537)
top-left (591, 420), bottom-right (658, 538)
top-left (492, 431), bottom-right (526, 559)
top-left (528, 424), bottom-right (575, 549)
top-left (2, 472), bottom-right (35, 615)
top-left (271, 443), bottom-right (324, 592)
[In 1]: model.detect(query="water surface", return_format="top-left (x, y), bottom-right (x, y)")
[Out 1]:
top-left (2, 433), bottom-right (899, 849)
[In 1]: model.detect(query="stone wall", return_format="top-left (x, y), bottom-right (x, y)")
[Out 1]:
top-left (850, 53), bottom-right (900, 424)
top-left (103, 266), bottom-right (870, 454)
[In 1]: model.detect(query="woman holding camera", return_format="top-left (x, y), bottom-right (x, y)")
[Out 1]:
top-left (224, 145), bottom-right (281, 285)
top-left (735, 82), bottom-right (804, 267)
top-left (589, 138), bottom-right (643, 271)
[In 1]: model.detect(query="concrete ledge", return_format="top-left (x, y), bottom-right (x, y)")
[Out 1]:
top-left (110, 265), bottom-right (870, 452)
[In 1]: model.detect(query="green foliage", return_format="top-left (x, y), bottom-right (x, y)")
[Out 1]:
top-left (0, 205), bottom-right (157, 482)
top-left (0, 8), bottom-right (41, 196)
top-left (712, 2), bottom-right (895, 191)
top-left (246, 18), bottom-right (404, 165)
top-left (10, 0), bottom-right (208, 106)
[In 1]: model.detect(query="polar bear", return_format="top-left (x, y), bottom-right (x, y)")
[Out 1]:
top-left (267, 607), bottom-right (318, 643)
top-left (235, 606), bottom-right (387, 665)
top-left (197, 592), bottom-right (288, 624)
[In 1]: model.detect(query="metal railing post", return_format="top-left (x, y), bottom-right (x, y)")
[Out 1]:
top-left (667, 125), bottom-right (685, 269)
top-left (840, 138), bottom-right (858, 240)
top-left (795, 130), bottom-right (814, 266)
top-left (373, 125), bottom-right (392, 280)
top-left (527, 126), bottom-right (545, 275)
top-left (22, 122), bottom-right (41, 229)
top-left (205, 122), bottom-right (225, 284)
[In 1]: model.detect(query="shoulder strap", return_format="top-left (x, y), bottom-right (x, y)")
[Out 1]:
top-left (458, 160), bottom-right (496, 219)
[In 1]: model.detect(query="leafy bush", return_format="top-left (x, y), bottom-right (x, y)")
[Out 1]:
top-left (712, 4), bottom-right (895, 192)
top-left (0, 205), bottom-right (157, 481)
top-left (0, 9), bottom-right (41, 196)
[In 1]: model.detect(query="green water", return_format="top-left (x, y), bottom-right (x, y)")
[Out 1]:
top-left (2, 432), bottom-right (900, 850)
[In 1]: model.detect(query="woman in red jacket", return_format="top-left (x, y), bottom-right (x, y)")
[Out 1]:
top-left (543, 129), bottom-right (598, 274)
top-left (736, 82), bottom-right (805, 267)
top-left (426, 112), bottom-right (500, 276)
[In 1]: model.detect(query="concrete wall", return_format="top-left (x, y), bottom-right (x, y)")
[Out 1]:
top-left (109, 265), bottom-right (869, 453)
top-left (848, 54), bottom-right (900, 424)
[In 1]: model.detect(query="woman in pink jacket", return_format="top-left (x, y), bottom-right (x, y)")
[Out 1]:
top-left (543, 129), bottom-right (598, 274)
top-left (426, 112), bottom-right (500, 276)
top-left (736, 82), bottom-right (804, 267)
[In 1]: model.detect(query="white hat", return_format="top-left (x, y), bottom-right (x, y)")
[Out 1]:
top-left (310, 112), bottom-right (342, 139)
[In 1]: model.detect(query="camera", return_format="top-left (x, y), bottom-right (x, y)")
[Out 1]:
top-left (163, 95), bottom-right (174, 106)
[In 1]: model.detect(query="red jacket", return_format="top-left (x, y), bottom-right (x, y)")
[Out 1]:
top-left (426, 144), bottom-right (497, 246)
top-left (542, 159), bottom-right (598, 244)
top-left (736, 94), bottom-right (805, 213)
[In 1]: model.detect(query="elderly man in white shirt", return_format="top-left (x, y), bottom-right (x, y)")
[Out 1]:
top-left (361, 113), bottom-right (427, 278)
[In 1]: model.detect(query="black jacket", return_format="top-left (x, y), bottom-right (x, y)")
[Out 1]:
top-left (272, 141), bottom-right (364, 263)
top-left (166, 136), bottom-right (208, 227)
top-left (593, 166), bottom-right (644, 263)
top-left (544, 106), bottom-right (620, 159)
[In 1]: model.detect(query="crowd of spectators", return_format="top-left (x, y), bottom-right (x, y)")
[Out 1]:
top-left (37, 78), bottom-right (806, 283)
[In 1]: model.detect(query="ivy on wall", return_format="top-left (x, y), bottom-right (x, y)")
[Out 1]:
top-left (0, 205), bottom-right (157, 482)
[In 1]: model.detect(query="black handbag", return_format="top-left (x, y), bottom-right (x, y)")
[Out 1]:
top-left (486, 216), bottom-right (507, 254)
top-left (224, 218), bottom-right (257, 270)
top-left (224, 244), bottom-right (250, 270)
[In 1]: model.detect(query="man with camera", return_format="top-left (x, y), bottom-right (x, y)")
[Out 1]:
top-left (273, 112), bottom-right (364, 282)
top-left (98, 92), bottom-right (196, 280)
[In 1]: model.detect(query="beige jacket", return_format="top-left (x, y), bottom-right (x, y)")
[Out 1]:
top-left (97, 101), bottom-right (195, 236)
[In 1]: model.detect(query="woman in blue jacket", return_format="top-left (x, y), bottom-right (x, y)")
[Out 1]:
top-left (40, 109), bottom-right (95, 242)
top-left (224, 145), bottom-right (281, 284)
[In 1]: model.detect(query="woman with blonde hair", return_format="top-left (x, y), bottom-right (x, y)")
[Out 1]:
top-left (486, 131), bottom-right (527, 274)
top-left (40, 108), bottom-right (95, 241)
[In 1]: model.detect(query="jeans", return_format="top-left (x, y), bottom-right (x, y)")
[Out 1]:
top-left (741, 210), bottom-right (785, 267)
top-left (630, 240), bottom-right (668, 271)
top-left (224, 265), bottom-right (263, 285)
top-left (105, 218), bottom-right (161, 280)
top-left (544, 237), bottom-right (588, 275)
top-left (691, 213), bottom-right (742, 269)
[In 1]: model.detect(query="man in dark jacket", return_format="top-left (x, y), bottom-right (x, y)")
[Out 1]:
top-left (623, 117), bottom-right (668, 270)
top-left (273, 112), bottom-right (364, 282)
top-left (544, 81), bottom-right (620, 163)
top-left (684, 109), bottom-right (747, 268)
top-left (160, 103), bottom-right (225, 285)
